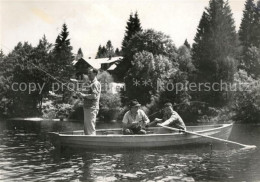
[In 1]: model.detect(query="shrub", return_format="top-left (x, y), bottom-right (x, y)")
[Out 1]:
top-left (42, 100), bottom-right (73, 119)
top-left (99, 93), bottom-right (122, 121)
top-left (42, 100), bottom-right (56, 119)
top-left (233, 70), bottom-right (260, 123)
top-left (97, 71), bottom-right (114, 93)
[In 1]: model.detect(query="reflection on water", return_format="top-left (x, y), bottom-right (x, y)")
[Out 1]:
top-left (0, 119), bottom-right (259, 182)
top-left (188, 148), bottom-right (258, 181)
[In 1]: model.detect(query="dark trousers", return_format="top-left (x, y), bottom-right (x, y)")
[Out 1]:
top-left (123, 125), bottom-right (146, 135)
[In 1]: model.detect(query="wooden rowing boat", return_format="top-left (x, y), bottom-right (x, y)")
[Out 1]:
top-left (49, 123), bottom-right (233, 148)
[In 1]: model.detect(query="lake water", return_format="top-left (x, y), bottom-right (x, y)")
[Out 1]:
top-left (0, 119), bottom-right (259, 182)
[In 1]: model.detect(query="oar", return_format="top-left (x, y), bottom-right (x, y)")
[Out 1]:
top-left (158, 124), bottom-right (256, 149)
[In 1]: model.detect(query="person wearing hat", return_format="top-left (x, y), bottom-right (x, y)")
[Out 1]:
top-left (76, 68), bottom-right (101, 135)
top-left (147, 102), bottom-right (186, 130)
top-left (122, 99), bottom-right (150, 134)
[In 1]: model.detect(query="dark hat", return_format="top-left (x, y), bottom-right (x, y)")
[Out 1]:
top-left (164, 102), bottom-right (172, 108)
top-left (129, 99), bottom-right (141, 108)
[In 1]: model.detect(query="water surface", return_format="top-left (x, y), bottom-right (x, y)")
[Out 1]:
top-left (0, 119), bottom-right (259, 181)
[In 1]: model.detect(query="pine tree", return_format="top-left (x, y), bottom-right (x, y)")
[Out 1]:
top-left (121, 12), bottom-right (142, 52)
top-left (0, 49), bottom-right (4, 59)
top-left (193, 0), bottom-right (237, 82)
top-left (177, 45), bottom-right (195, 75)
top-left (184, 39), bottom-right (191, 49)
top-left (192, 11), bottom-right (211, 79)
top-left (78, 48), bottom-right (83, 56)
top-left (122, 13), bottom-right (133, 50)
top-left (239, 0), bottom-right (256, 48)
top-left (0, 49), bottom-right (5, 74)
top-left (95, 45), bottom-right (102, 58)
top-left (51, 23), bottom-right (74, 101)
top-left (115, 48), bottom-right (121, 56)
top-left (133, 12), bottom-right (142, 33)
top-left (192, 0), bottom-right (237, 106)
top-left (54, 24), bottom-right (71, 53)
top-left (239, 0), bottom-right (260, 76)
top-left (77, 48), bottom-right (83, 60)
top-left (115, 12), bottom-right (142, 79)
top-left (252, 0), bottom-right (260, 48)
top-left (106, 40), bottom-right (114, 57)
top-left (243, 46), bottom-right (260, 78)
top-left (101, 46), bottom-right (107, 58)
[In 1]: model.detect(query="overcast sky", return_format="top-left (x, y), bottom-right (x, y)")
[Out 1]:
top-left (0, 0), bottom-right (246, 58)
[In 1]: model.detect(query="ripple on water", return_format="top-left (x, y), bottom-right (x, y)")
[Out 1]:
top-left (0, 123), bottom-right (259, 182)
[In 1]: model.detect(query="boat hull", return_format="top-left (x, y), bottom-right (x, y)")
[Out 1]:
top-left (49, 123), bottom-right (233, 149)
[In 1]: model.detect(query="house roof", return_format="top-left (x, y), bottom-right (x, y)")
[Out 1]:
top-left (107, 64), bottom-right (117, 71)
top-left (73, 56), bottom-right (123, 69)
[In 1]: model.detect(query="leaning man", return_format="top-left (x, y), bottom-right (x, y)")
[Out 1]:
top-left (77, 68), bottom-right (101, 135)
top-left (148, 102), bottom-right (186, 130)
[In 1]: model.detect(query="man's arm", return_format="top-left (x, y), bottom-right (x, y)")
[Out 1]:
top-left (146, 118), bottom-right (163, 127)
top-left (159, 114), bottom-right (178, 126)
top-left (122, 113), bottom-right (128, 130)
top-left (77, 83), bottom-right (100, 99)
top-left (159, 112), bottom-right (186, 130)
top-left (140, 110), bottom-right (150, 125)
top-left (85, 82), bottom-right (101, 99)
top-left (154, 118), bottom-right (163, 122)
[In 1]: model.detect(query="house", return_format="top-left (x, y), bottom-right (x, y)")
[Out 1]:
top-left (72, 56), bottom-right (123, 80)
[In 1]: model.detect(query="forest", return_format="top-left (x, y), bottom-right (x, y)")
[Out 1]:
top-left (0, 0), bottom-right (259, 123)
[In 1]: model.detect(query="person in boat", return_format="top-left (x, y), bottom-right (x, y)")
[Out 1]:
top-left (122, 99), bottom-right (150, 134)
top-left (147, 102), bottom-right (186, 130)
top-left (76, 68), bottom-right (101, 135)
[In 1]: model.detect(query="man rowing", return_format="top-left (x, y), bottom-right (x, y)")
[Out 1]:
top-left (147, 102), bottom-right (186, 130)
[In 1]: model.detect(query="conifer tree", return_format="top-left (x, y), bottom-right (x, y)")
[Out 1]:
top-left (115, 12), bottom-right (142, 79)
top-left (51, 23), bottom-right (74, 101)
top-left (0, 49), bottom-right (5, 74)
top-left (184, 39), bottom-right (191, 49)
top-left (243, 46), bottom-right (260, 78)
top-left (106, 40), bottom-right (114, 57)
top-left (239, 0), bottom-right (256, 48)
top-left (101, 46), bottom-right (107, 57)
top-left (78, 48), bottom-right (83, 57)
top-left (0, 49), bottom-right (4, 59)
top-left (192, 11), bottom-right (211, 79)
top-left (133, 12), bottom-right (142, 33)
top-left (121, 12), bottom-right (142, 52)
top-left (192, 0), bottom-right (237, 105)
top-left (95, 41), bottom-right (116, 59)
top-left (252, 0), bottom-right (260, 48)
top-left (96, 45), bottom-right (102, 58)
top-left (115, 48), bottom-right (121, 56)
top-left (239, 0), bottom-right (260, 77)
top-left (77, 48), bottom-right (83, 60)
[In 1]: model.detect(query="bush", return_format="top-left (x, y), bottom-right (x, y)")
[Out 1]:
top-left (99, 93), bottom-right (122, 121)
top-left (56, 103), bottom-right (73, 118)
top-left (42, 100), bottom-right (73, 119)
top-left (97, 71), bottom-right (114, 93)
top-left (233, 70), bottom-right (260, 123)
top-left (42, 100), bottom-right (56, 119)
